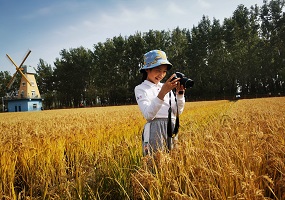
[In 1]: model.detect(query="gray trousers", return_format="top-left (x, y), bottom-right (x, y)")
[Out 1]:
top-left (142, 118), bottom-right (178, 156)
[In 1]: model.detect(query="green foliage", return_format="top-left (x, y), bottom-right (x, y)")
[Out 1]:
top-left (0, 71), bottom-right (12, 97)
top-left (2, 0), bottom-right (284, 108)
top-left (53, 46), bottom-right (93, 107)
top-left (35, 59), bottom-right (54, 109)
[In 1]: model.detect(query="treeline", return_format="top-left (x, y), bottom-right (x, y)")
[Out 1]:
top-left (1, 1), bottom-right (285, 109)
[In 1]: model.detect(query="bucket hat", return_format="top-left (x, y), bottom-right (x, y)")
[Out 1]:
top-left (140, 50), bottom-right (172, 73)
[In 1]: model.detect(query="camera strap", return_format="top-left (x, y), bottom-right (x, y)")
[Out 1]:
top-left (167, 91), bottom-right (179, 139)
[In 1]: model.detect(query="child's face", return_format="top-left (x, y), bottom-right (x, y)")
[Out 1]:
top-left (146, 65), bottom-right (168, 84)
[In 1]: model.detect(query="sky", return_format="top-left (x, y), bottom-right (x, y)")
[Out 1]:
top-left (1, 0), bottom-right (266, 74)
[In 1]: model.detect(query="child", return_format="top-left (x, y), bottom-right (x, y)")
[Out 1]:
top-left (134, 50), bottom-right (185, 156)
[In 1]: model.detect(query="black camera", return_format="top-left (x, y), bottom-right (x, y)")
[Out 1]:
top-left (172, 72), bottom-right (194, 88)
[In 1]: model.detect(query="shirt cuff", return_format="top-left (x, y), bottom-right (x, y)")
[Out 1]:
top-left (154, 96), bottom-right (164, 104)
top-left (176, 94), bottom-right (185, 100)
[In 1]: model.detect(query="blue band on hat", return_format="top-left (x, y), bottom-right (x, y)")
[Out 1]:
top-left (140, 50), bottom-right (172, 72)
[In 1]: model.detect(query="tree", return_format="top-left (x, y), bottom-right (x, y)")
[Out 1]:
top-left (35, 59), bottom-right (54, 109)
top-left (143, 30), bottom-right (171, 51)
top-left (222, 4), bottom-right (261, 97)
top-left (0, 71), bottom-right (12, 98)
top-left (167, 27), bottom-right (189, 73)
top-left (259, 0), bottom-right (285, 94)
top-left (208, 18), bottom-right (228, 97)
top-left (54, 47), bottom-right (93, 107)
top-left (93, 39), bottom-right (121, 105)
top-left (190, 15), bottom-right (213, 99)
top-left (124, 32), bottom-right (146, 103)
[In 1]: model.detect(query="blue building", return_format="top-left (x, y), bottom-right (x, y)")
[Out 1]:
top-left (6, 98), bottom-right (42, 112)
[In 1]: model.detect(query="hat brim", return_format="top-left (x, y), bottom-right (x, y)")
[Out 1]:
top-left (140, 60), bottom-right (172, 73)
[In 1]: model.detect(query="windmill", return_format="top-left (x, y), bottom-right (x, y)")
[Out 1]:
top-left (4, 50), bottom-right (42, 112)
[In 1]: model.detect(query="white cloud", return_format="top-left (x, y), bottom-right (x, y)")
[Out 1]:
top-left (37, 7), bottom-right (53, 16)
top-left (167, 2), bottom-right (186, 15)
top-left (197, 0), bottom-right (211, 9)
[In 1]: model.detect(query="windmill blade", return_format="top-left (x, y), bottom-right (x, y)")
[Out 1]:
top-left (18, 69), bottom-right (32, 86)
top-left (19, 50), bottom-right (31, 68)
top-left (6, 50), bottom-right (31, 70)
top-left (7, 71), bottom-right (18, 89)
top-left (6, 54), bottom-right (22, 71)
top-left (6, 53), bottom-right (32, 86)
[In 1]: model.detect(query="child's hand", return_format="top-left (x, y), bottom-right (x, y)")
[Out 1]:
top-left (176, 81), bottom-right (185, 95)
top-left (158, 74), bottom-right (180, 100)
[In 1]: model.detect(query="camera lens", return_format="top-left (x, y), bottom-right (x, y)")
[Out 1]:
top-left (172, 72), bottom-right (194, 88)
top-left (181, 77), bottom-right (194, 88)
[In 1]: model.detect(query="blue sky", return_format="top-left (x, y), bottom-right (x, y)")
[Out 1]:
top-left (1, 0), bottom-right (264, 74)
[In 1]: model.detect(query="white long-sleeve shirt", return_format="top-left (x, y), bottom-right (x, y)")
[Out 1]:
top-left (134, 80), bottom-right (185, 121)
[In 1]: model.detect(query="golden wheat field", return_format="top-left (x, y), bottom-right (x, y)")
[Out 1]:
top-left (0, 97), bottom-right (284, 200)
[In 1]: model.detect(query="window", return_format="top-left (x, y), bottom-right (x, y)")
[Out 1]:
top-left (33, 104), bottom-right (37, 109)
top-left (21, 90), bottom-right (24, 98)
top-left (22, 82), bottom-right (26, 86)
top-left (31, 90), bottom-right (35, 98)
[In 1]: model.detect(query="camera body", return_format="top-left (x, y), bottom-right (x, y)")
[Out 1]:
top-left (172, 72), bottom-right (194, 88)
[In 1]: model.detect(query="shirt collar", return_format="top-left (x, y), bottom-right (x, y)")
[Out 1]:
top-left (143, 80), bottom-right (163, 88)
